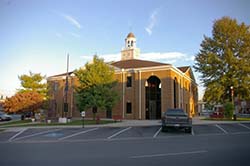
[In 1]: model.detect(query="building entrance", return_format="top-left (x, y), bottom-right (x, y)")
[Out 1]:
top-left (145, 76), bottom-right (161, 119)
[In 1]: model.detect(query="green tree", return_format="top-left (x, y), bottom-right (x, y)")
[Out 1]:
top-left (75, 55), bottom-right (119, 120)
top-left (224, 102), bottom-right (234, 119)
top-left (18, 71), bottom-right (48, 99)
top-left (194, 17), bottom-right (250, 103)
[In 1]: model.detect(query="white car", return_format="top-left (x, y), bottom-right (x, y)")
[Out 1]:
top-left (0, 111), bottom-right (12, 121)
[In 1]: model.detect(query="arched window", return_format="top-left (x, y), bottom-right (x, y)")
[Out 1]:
top-left (127, 40), bottom-right (130, 47)
top-left (131, 41), bottom-right (133, 47)
top-left (174, 77), bottom-right (178, 108)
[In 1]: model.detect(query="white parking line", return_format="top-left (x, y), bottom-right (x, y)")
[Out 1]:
top-left (14, 129), bottom-right (62, 141)
top-left (238, 123), bottom-right (250, 130)
top-left (153, 127), bottom-right (162, 138)
top-left (130, 150), bottom-right (208, 159)
top-left (215, 124), bottom-right (228, 134)
top-left (191, 128), bottom-right (195, 136)
top-left (8, 128), bottom-right (27, 142)
top-left (107, 127), bottom-right (131, 139)
top-left (59, 128), bottom-right (99, 141)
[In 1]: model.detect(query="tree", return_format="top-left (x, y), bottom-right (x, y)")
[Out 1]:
top-left (74, 55), bottom-right (119, 120)
top-left (3, 91), bottom-right (44, 114)
top-left (3, 72), bottom-right (48, 116)
top-left (224, 102), bottom-right (234, 119)
top-left (194, 17), bottom-right (250, 103)
top-left (18, 71), bottom-right (48, 99)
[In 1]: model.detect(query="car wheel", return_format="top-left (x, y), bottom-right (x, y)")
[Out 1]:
top-left (185, 127), bottom-right (192, 133)
top-left (161, 126), bottom-right (168, 132)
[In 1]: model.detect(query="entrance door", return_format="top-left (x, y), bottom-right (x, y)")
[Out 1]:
top-left (145, 76), bottom-right (161, 119)
top-left (149, 100), bottom-right (156, 119)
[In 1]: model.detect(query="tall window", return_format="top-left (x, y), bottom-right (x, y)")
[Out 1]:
top-left (126, 102), bottom-right (132, 114)
top-left (174, 78), bottom-right (178, 108)
top-left (127, 76), bottom-right (132, 87)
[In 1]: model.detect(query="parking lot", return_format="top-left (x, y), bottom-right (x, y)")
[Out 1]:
top-left (1, 122), bottom-right (250, 143)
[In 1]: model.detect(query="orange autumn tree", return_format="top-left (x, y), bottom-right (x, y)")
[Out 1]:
top-left (3, 72), bottom-right (48, 115)
top-left (3, 91), bottom-right (44, 114)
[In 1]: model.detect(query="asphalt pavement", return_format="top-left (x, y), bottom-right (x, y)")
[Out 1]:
top-left (0, 128), bottom-right (250, 166)
top-left (1, 122), bottom-right (250, 166)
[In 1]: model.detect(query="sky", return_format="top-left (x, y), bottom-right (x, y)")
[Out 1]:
top-left (0, 0), bottom-right (250, 98)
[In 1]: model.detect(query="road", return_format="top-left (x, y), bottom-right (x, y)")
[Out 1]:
top-left (0, 123), bottom-right (250, 166)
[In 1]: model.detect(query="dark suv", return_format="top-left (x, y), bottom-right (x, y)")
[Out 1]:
top-left (161, 108), bottom-right (192, 133)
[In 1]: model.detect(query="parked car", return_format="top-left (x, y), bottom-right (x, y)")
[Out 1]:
top-left (161, 108), bottom-right (192, 133)
top-left (210, 105), bottom-right (224, 118)
top-left (0, 111), bottom-right (12, 121)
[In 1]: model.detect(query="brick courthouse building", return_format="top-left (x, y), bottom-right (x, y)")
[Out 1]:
top-left (47, 33), bottom-right (198, 120)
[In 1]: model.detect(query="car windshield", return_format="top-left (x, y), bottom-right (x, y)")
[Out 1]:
top-left (165, 109), bottom-right (187, 116)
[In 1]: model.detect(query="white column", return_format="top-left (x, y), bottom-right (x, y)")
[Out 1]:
top-left (122, 69), bottom-right (125, 119)
top-left (139, 70), bottom-right (142, 119)
top-left (178, 78), bottom-right (181, 108)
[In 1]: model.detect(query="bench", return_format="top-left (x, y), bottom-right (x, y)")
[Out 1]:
top-left (113, 115), bottom-right (123, 122)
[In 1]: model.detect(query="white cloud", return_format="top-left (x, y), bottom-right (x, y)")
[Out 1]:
top-left (140, 52), bottom-right (186, 60)
top-left (60, 13), bottom-right (82, 29)
top-left (95, 52), bottom-right (194, 66)
top-left (145, 9), bottom-right (159, 36)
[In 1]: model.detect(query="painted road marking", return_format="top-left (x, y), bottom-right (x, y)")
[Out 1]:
top-left (8, 128), bottom-right (27, 142)
top-left (215, 124), bottom-right (228, 134)
top-left (191, 128), bottom-right (195, 136)
top-left (238, 123), bottom-right (250, 130)
top-left (153, 127), bottom-right (162, 138)
top-left (13, 129), bottom-right (62, 141)
top-left (59, 128), bottom-right (99, 141)
top-left (107, 127), bottom-right (131, 139)
top-left (130, 150), bottom-right (208, 159)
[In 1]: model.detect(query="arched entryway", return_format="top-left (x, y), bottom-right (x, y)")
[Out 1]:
top-left (145, 76), bottom-right (161, 119)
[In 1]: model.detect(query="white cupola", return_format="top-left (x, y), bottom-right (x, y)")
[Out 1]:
top-left (121, 32), bottom-right (140, 60)
top-left (125, 32), bottom-right (136, 49)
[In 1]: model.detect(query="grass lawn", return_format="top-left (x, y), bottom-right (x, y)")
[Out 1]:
top-left (202, 117), bottom-right (250, 121)
top-left (0, 119), bottom-right (116, 127)
top-left (0, 119), bottom-right (32, 127)
top-left (25, 119), bottom-right (116, 127)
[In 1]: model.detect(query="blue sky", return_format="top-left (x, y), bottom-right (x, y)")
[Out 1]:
top-left (0, 0), bottom-right (250, 98)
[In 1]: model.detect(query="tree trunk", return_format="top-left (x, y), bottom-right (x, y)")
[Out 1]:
top-left (92, 107), bottom-right (97, 120)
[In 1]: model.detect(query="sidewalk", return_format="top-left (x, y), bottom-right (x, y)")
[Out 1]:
top-left (87, 116), bottom-right (250, 127)
top-left (2, 116), bottom-right (250, 132)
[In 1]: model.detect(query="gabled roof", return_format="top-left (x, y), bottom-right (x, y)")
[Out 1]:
top-left (48, 71), bottom-right (74, 78)
top-left (177, 66), bottom-right (196, 83)
top-left (177, 66), bottom-right (190, 73)
top-left (111, 59), bottom-right (169, 69)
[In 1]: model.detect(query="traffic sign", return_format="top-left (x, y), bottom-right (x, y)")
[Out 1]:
top-left (81, 111), bottom-right (86, 117)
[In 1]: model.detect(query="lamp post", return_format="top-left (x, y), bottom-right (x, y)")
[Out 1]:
top-left (230, 86), bottom-right (236, 121)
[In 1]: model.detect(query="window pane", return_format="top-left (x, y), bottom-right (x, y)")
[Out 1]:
top-left (126, 102), bottom-right (132, 114)
top-left (127, 76), bottom-right (132, 87)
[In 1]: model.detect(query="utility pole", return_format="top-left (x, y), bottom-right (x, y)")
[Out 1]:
top-left (63, 54), bottom-right (69, 119)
